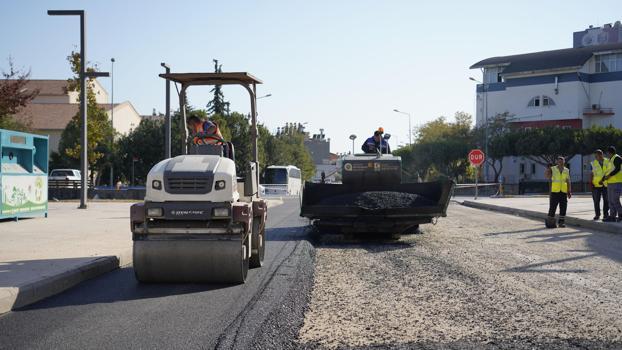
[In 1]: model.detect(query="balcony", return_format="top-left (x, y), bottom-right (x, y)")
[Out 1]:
top-left (583, 105), bottom-right (614, 116)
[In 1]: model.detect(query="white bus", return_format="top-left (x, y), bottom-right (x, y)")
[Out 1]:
top-left (261, 165), bottom-right (302, 196)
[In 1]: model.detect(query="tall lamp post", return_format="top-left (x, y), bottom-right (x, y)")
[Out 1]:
top-left (470, 76), bottom-right (489, 182)
top-left (257, 93), bottom-right (272, 100)
top-left (393, 109), bottom-right (412, 146)
top-left (48, 10), bottom-right (109, 209)
top-left (349, 134), bottom-right (357, 154)
top-left (161, 63), bottom-right (171, 159)
top-left (109, 57), bottom-right (115, 188)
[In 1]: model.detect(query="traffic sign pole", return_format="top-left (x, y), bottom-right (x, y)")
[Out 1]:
top-left (468, 149), bottom-right (485, 200)
top-left (475, 166), bottom-right (479, 200)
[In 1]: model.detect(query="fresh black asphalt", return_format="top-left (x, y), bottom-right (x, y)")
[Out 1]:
top-left (0, 198), bottom-right (314, 350)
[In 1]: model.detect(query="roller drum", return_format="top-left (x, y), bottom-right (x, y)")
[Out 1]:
top-left (133, 238), bottom-right (249, 283)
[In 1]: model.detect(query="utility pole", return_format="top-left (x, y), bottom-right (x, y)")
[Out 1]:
top-left (109, 57), bottom-right (115, 188)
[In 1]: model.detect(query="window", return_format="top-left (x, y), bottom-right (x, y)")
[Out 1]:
top-left (484, 67), bottom-right (504, 84)
top-left (595, 53), bottom-right (622, 73)
top-left (263, 168), bottom-right (288, 184)
top-left (542, 96), bottom-right (555, 106)
top-left (519, 163), bottom-right (525, 174)
top-left (531, 163), bottom-right (536, 175)
top-left (289, 168), bottom-right (301, 179)
top-left (528, 95), bottom-right (555, 107)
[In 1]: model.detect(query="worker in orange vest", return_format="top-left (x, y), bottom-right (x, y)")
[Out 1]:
top-left (188, 116), bottom-right (224, 145)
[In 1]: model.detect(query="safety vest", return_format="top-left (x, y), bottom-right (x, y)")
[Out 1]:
top-left (550, 166), bottom-right (569, 193)
top-left (592, 158), bottom-right (610, 187)
top-left (606, 154), bottom-right (622, 184)
top-left (193, 121), bottom-right (224, 145)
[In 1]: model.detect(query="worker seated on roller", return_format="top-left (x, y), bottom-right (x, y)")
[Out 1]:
top-left (361, 127), bottom-right (391, 154)
top-left (188, 115), bottom-right (224, 145)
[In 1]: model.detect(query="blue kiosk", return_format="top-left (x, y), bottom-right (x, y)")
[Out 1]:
top-left (0, 128), bottom-right (48, 220)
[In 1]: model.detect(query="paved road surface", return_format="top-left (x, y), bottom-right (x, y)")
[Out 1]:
top-left (298, 204), bottom-right (622, 349)
top-left (0, 198), bottom-right (311, 350)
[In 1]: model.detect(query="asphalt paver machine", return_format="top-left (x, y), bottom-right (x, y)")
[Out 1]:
top-left (301, 140), bottom-right (454, 237)
top-left (130, 72), bottom-right (267, 283)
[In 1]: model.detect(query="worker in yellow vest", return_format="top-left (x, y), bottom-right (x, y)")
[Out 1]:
top-left (601, 146), bottom-right (622, 222)
top-left (544, 156), bottom-right (572, 228)
top-left (590, 149), bottom-right (609, 220)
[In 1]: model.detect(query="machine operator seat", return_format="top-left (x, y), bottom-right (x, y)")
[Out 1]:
top-left (189, 142), bottom-right (235, 162)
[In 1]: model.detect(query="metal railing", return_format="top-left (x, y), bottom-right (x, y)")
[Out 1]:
top-left (583, 107), bottom-right (614, 115)
top-left (48, 179), bottom-right (93, 189)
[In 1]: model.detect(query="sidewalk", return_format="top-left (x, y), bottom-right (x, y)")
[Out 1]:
top-left (0, 198), bottom-right (286, 314)
top-left (0, 201), bottom-right (134, 314)
top-left (455, 195), bottom-right (622, 234)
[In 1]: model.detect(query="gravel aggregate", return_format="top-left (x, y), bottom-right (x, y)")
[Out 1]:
top-left (297, 204), bottom-right (622, 349)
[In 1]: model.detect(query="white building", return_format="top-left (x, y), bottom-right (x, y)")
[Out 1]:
top-left (470, 22), bottom-right (622, 186)
top-left (13, 79), bottom-right (142, 155)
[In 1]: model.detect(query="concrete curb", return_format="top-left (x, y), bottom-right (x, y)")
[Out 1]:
top-left (0, 249), bottom-right (131, 314)
top-left (459, 200), bottom-right (622, 235)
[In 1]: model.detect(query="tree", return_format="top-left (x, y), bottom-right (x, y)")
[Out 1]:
top-left (581, 126), bottom-right (622, 155)
top-left (0, 57), bottom-right (39, 131)
top-left (401, 112), bottom-right (475, 181)
top-left (52, 52), bottom-right (113, 184)
top-left (206, 59), bottom-right (230, 115)
top-left (264, 123), bottom-right (315, 180)
top-left (511, 126), bottom-right (582, 166)
top-left (473, 112), bottom-right (516, 182)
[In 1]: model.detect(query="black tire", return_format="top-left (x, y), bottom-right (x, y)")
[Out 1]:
top-left (249, 218), bottom-right (266, 268)
top-left (401, 224), bottom-right (420, 235)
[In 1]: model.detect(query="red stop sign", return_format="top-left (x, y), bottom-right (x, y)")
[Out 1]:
top-left (468, 149), bottom-right (485, 166)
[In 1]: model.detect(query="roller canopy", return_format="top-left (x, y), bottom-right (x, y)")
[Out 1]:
top-left (159, 72), bottom-right (262, 86)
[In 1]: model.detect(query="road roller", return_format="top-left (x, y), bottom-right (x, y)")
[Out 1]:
top-left (130, 72), bottom-right (267, 283)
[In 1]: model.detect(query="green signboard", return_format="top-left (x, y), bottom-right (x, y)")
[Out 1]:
top-left (1, 175), bottom-right (48, 215)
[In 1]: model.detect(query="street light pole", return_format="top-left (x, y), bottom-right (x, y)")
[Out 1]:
top-left (109, 57), bottom-right (115, 188)
top-left (393, 109), bottom-right (412, 146)
top-left (161, 63), bottom-right (171, 159)
top-left (48, 10), bottom-right (108, 209)
top-left (349, 134), bottom-right (357, 154)
top-left (470, 77), bottom-right (489, 182)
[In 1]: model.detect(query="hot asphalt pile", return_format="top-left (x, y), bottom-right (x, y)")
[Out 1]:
top-left (319, 191), bottom-right (435, 210)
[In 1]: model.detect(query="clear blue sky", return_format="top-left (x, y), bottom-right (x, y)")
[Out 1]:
top-left (1, 0), bottom-right (620, 153)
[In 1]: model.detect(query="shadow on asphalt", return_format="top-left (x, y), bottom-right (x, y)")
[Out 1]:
top-left (502, 253), bottom-right (597, 273)
top-left (307, 228), bottom-right (416, 253)
top-left (13, 225), bottom-right (311, 312)
top-left (483, 221), bottom-right (622, 272)
top-left (484, 227), bottom-right (545, 236)
top-left (14, 267), bottom-right (234, 312)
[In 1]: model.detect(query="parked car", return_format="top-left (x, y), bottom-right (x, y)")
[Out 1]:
top-left (49, 169), bottom-right (81, 181)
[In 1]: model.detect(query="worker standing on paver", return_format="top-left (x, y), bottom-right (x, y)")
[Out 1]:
top-left (361, 127), bottom-right (391, 154)
top-left (602, 146), bottom-right (622, 222)
top-left (590, 149), bottom-right (609, 220)
top-left (544, 156), bottom-right (572, 228)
